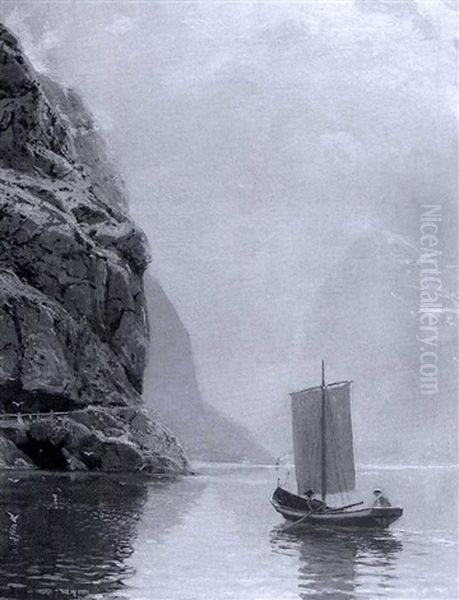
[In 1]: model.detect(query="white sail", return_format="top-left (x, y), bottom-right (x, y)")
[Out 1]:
top-left (291, 381), bottom-right (355, 497)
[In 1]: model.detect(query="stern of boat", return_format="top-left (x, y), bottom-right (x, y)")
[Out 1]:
top-left (370, 507), bottom-right (403, 529)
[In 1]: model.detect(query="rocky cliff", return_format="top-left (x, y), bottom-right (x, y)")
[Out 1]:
top-left (0, 24), bottom-right (188, 473)
top-left (144, 276), bottom-right (273, 463)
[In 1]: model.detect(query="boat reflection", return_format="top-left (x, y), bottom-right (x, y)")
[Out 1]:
top-left (0, 471), bottom-right (204, 599)
top-left (270, 525), bottom-right (403, 599)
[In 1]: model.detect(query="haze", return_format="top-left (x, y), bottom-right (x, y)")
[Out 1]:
top-left (3, 0), bottom-right (457, 461)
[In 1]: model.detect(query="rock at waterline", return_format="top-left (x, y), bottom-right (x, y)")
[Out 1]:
top-left (0, 407), bottom-right (187, 472)
top-left (0, 435), bottom-right (36, 470)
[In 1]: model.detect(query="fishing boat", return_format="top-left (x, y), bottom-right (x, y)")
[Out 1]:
top-left (271, 362), bottom-right (403, 530)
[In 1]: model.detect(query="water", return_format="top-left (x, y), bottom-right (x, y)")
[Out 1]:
top-left (0, 464), bottom-right (457, 599)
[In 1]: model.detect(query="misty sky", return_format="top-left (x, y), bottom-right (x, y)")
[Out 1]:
top-left (2, 0), bottom-right (457, 457)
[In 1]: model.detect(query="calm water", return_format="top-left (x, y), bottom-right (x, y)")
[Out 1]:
top-left (0, 463), bottom-right (457, 600)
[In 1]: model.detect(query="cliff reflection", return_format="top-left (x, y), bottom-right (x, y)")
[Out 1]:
top-left (0, 471), bottom-right (204, 599)
top-left (271, 525), bottom-right (403, 599)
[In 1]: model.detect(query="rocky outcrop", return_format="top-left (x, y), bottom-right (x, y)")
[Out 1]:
top-left (0, 434), bottom-right (36, 470)
top-left (0, 407), bottom-right (185, 472)
top-left (0, 24), bottom-right (188, 473)
top-left (144, 276), bottom-right (273, 463)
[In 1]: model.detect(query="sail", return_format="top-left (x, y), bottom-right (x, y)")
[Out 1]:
top-left (291, 386), bottom-right (323, 495)
top-left (291, 381), bottom-right (355, 496)
top-left (324, 382), bottom-right (356, 494)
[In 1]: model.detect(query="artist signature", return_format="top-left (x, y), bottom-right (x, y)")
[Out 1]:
top-left (22, 591), bottom-right (83, 598)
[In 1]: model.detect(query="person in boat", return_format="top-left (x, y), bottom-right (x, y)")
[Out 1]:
top-left (372, 488), bottom-right (391, 508)
top-left (303, 489), bottom-right (327, 512)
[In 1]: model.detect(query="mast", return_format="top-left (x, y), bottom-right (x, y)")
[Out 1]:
top-left (320, 359), bottom-right (327, 502)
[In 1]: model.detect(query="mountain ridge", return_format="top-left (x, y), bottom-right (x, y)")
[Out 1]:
top-left (144, 275), bottom-right (273, 463)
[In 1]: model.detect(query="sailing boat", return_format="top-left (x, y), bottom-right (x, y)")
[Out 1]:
top-left (271, 361), bottom-right (403, 529)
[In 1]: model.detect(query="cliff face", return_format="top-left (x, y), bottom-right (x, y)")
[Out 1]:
top-left (0, 25), bottom-right (187, 472)
top-left (144, 276), bottom-right (273, 463)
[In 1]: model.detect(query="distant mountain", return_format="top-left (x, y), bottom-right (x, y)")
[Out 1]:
top-left (143, 276), bottom-right (273, 463)
top-left (307, 230), bottom-right (457, 466)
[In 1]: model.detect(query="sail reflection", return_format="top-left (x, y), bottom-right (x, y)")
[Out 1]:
top-left (270, 525), bottom-right (403, 599)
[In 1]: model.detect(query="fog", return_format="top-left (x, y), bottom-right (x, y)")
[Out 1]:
top-left (3, 0), bottom-right (456, 460)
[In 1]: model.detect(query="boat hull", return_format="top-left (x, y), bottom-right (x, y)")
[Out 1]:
top-left (271, 487), bottom-right (403, 529)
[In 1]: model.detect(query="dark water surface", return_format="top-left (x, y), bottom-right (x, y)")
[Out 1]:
top-left (0, 464), bottom-right (456, 599)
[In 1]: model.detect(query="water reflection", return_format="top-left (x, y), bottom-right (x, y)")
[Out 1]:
top-left (0, 465), bottom-right (454, 600)
top-left (0, 472), bottom-right (203, 599)
top-left (271, 526), bottom-right (403, 599)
